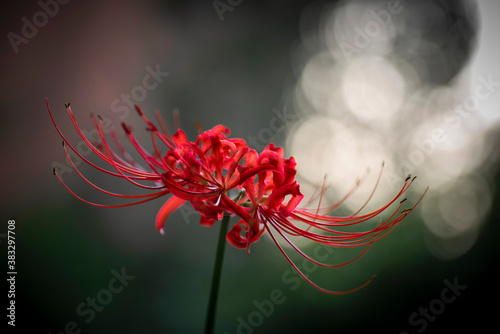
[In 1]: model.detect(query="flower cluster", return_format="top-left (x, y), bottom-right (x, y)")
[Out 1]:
top-left (48, 100), bottom-right (426, 294)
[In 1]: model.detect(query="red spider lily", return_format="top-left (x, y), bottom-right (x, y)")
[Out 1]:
top-left (48, 100), bottom-right (427, 294)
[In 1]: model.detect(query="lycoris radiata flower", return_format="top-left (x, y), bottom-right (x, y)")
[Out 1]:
top-left (48, 100), bottom-right (427, 294)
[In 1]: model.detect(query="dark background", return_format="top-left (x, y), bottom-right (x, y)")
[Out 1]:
top-left (1, 0), bottom-right (499, 333)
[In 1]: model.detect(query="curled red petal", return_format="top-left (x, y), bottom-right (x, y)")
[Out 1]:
top-left (210, 124), bottom-right (231, 136)
top-left (264, 143), bottom-right (284, 157)
top-left (199, 215), bottom-right (218, 227)
top-left (265, 181), bottom-right (302, 211)
top-left (192, 198), bottom-right (224, 220)
top-left (226, 221), bottom-right (248, 249)
top-left (156, 196), bottom-right (187, 234)
top-left (283, 157), bottom-right (298, 185)
top-left (172, 129), bottom-right (189, 146)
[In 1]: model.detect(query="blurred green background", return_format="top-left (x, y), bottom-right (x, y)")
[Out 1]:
top-left (1, 0), bottom-right (499, 333)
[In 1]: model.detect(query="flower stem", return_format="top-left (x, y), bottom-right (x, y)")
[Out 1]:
top-left (205, 213), bottom-right (230, 334)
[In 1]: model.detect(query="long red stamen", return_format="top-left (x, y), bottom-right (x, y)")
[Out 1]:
top-left (262, 209), bottom-right (374, 268)
top-left (53, 169), bottom-right (169, 207)
top-left (265, 224), bottom-right (375, 295)
top-left (47, 100), bottom-right (158, 181)
top-left (62, 142), bottom-right (169, 199)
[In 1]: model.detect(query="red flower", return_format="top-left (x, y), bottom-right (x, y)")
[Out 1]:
top-left (48, 100), bottom-right (427, 294)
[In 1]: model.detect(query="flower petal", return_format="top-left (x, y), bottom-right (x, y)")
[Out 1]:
top-left (156, 196), bottom-right (187, 234)
top-left (226, 220), bottom-right (248, 249)
top-left (199, 215), bottom-right (217, 227)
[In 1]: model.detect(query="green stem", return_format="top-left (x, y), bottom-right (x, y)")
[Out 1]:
top-left (205, 213), bottom-right (230, 334)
